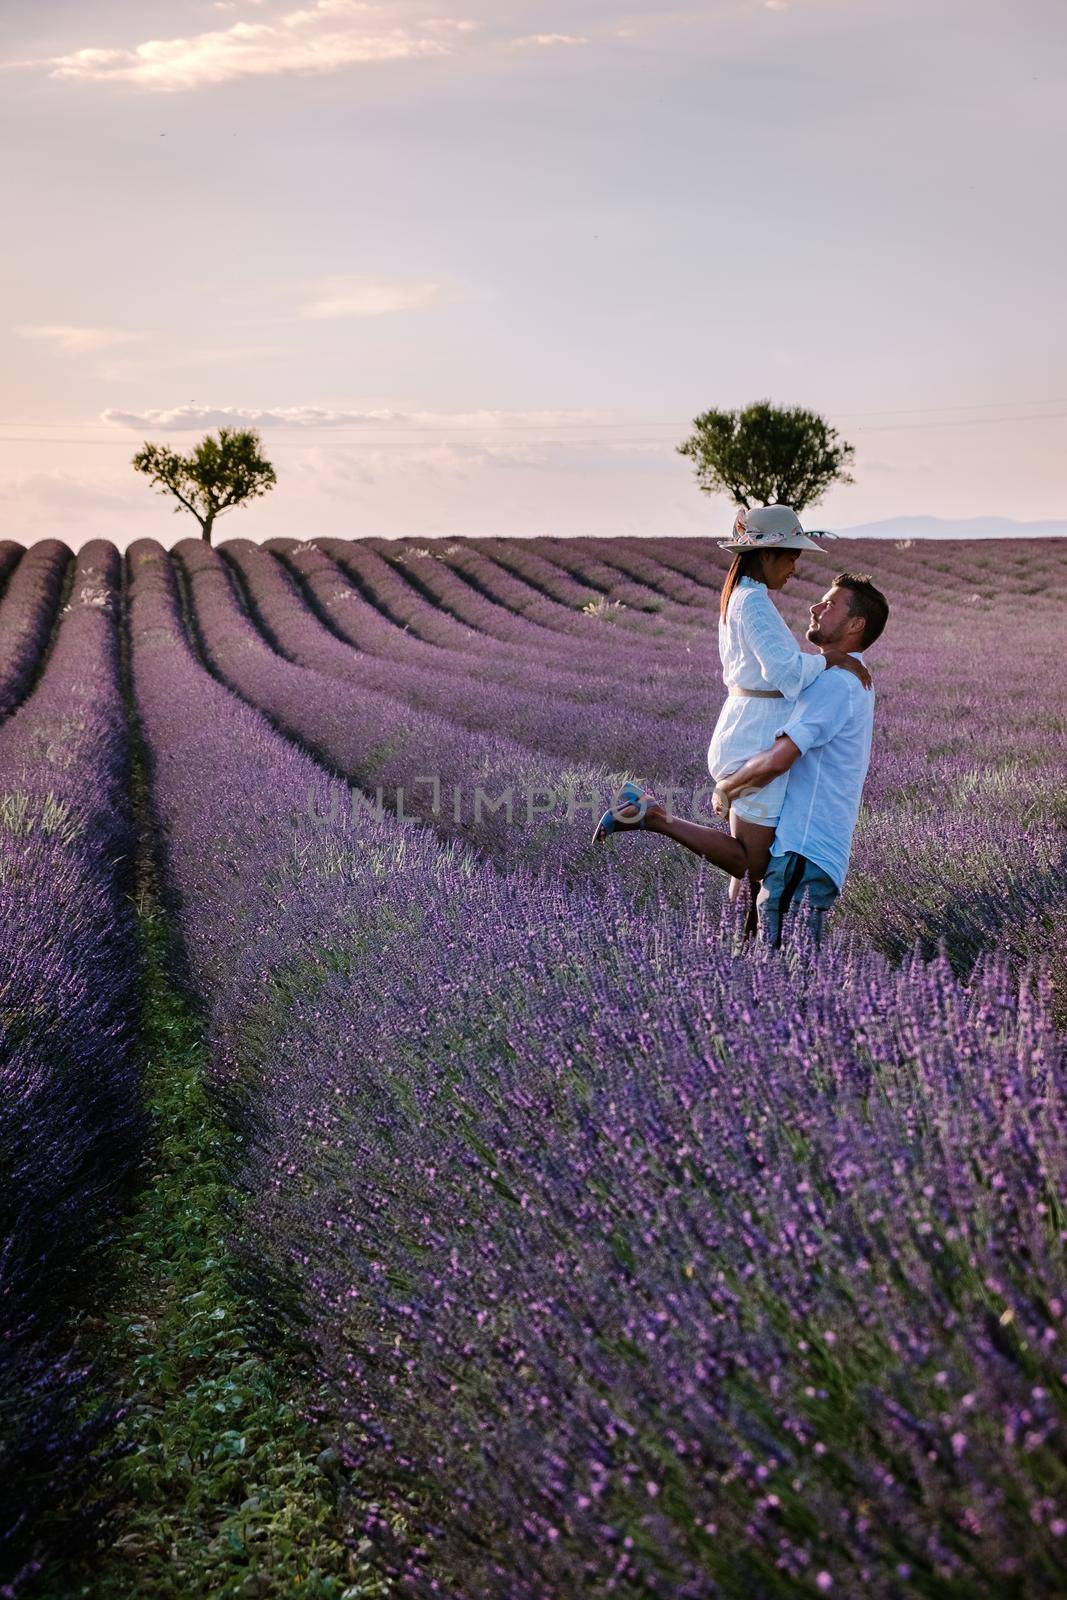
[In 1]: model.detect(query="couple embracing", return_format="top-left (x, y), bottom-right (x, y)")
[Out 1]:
top-left (595, 505), bottom-right (890, 946)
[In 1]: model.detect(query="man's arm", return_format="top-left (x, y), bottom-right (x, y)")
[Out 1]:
top-left (712, 672), bottom-right (857, 817)
top-left (713, 735), bottom-right (802, 815)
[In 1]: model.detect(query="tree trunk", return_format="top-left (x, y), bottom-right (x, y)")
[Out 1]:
top-left (200, 514), bottom-right (215, 544)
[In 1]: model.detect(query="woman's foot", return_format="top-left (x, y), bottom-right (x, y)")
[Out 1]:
top-left (592, 781), bottom-right (661, 843)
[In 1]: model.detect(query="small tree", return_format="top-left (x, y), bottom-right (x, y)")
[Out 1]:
top-left (132, 427), bottom-right (276, 544)
top-left (677, 399), bottom-right (854, 512)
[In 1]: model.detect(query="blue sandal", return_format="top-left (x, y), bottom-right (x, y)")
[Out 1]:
top-left (593, 781), bottom-right (657, 843)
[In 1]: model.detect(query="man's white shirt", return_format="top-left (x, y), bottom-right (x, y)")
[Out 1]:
top-left (771, 655), bottom-right (875, 891)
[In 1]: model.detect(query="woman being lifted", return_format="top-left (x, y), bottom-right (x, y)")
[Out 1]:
top-left (596, 505), bottom-right (871, 915)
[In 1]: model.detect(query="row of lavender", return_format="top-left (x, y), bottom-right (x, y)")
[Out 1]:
top-left (0, 544), bottom-right (144, 1591)
top-left (128, 537), bottom-right (1067, 1597)
top-left (228, 537), bottom-right (729, 822)
top-left (2, 531), bottom-right (1062, 1593)
top-left (262, 540), bottom-right (709, 727)
top-left (304, 531), bottom-right (1063, 810)
top-left (190, 534), bottom-right (1066, 972)
top-left (0, 540), bottom-right (71, 718)
top-left (0, 526), bottom-right (737, 1591)
top-left (172, 536), bottom-right (677, 877)
top-left (353, 533), bottom-right (1065, 972)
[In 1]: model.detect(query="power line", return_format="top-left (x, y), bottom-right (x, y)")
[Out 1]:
top-left (857, 409), bottom-right (1067, 433)
top-left (838, 397), bottom-right (1067, 419)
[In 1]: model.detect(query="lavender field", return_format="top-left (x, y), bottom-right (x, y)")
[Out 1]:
top-left (1, 532), bottom-right (1065, 1599)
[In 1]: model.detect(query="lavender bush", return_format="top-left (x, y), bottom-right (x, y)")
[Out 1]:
top-left (361, 537), bottom-right (686, 656)
top-left (0, 542), bottom-right (143, 1590)
top-left (252, 918), bottom-right (1066, 1598)
top-left (0, 539), bottom-right (71, 720)
top-left (418, 538), bottom-right (612, 634)
top-left (3, 530), bottom-right (1063, 1597)
top-left (220, 538), bottom-right (711, 781)
top-left (123, 534), bottom-right (1066, 1596)
top-left (516, 534), bottom-right (711, 608)
top-left (366, 537), bottom-right (587, 653)
top-left (292, 539), bottom-right (718, 720)
top-left (527, 533), bottom-right (687, 612)
top-left (275, 539), bottom-right (483, 667)
top-left (471, 536), bottom-right (608, 610)
top-left (0, 541), bottom-right (23, 594)
top-left (173, 537), bottom-right (674, 873)
top-left (315, 536), bottom-right (501, 651)
top-left (241, 534), bottom-right (1067, 974)
top-left (423, 537), bottom-right (690, 633)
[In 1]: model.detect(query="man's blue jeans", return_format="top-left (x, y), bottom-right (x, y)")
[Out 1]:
top-left (757, 851), bottom-right (839, 948)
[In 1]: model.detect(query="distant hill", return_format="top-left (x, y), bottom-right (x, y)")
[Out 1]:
top-left (839, 515), bottom-right (1067, 540)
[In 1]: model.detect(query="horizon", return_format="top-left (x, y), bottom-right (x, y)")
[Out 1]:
top-left (5, 520), bottom-right (1067, 556)
top-left (2, 0), bottom-right (1064, 544)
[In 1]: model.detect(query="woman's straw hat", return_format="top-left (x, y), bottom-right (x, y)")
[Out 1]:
top-left (719, 504), bottom-right (832, 553)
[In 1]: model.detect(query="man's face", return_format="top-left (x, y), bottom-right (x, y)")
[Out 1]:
top-left (807, 585), bottom-right (861, 649)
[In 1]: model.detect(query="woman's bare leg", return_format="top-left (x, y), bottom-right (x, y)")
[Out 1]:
top-left (605, 797), bottom-right (774, 935)
top-left (635, 802), bottom-right (750, 877)
top-left (730, 814), bottom-right (775, 883)
top-left (729, 813), bottom-right (776, 934)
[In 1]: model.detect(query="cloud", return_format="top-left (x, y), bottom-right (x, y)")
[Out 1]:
top-left (38, 1), bottom-right (466, 91)
top-left (0, 469), bottom-right (137, 522)
top-left (297, 276), bottom-right (444, 319)
top-left (15, 324), bottom-right (140, 355)
top-left (281, 429), bottom-right (678, 502)
top-left (764, 2), bottom-right (789, 10)
top-left (283, 438), bottom-right (623, 493)
top-left (511, 34), bottom-right (588, 48)
top-left (91, 342), bottom-right (287, 384)
top-left (287, 442), bottom-right (497, 490)
top-left (101, 403), bottom-right (613, 431)
top-left (420, 16), bottom-right (479, 33)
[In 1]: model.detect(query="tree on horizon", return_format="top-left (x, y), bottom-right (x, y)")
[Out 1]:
top-left (132, 428), bottom-right (276, 544)
top-left (677, 400), bottom-right (854, 512)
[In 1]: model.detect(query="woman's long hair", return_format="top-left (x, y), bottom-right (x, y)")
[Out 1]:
top-left (720, 549), bottom-right (765, 622)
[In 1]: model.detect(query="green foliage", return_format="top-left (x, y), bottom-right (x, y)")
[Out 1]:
top-left (677, 399), bottom-right (854, 512)
top-left (131, 430), bottom-right (276, 546)
top-left (44, 909), bottom-right (380, 1600)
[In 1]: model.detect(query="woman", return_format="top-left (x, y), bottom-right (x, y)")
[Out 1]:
top-left (595, 505), bottom-right (870, 914)
top-left (710, 505), bottom-right (870, 906)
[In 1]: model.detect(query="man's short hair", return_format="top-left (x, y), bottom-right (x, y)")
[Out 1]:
top-left (833, 572), bottom-right (889, 649)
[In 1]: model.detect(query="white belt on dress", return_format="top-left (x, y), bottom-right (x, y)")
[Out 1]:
top-left (727, 687), bottom-right (784, 699)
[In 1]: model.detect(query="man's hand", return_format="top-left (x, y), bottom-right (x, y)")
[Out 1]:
top-left (713, 736), bottom-right (802, 817)
top-left (824, 650), bottom-right (872, 689)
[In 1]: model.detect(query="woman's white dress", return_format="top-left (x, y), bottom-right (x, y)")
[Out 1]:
top-left (707, 575), bottom-right (827, 825)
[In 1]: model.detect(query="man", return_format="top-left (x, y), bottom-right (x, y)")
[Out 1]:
top-left (597, 572), bottom-right (889, 946)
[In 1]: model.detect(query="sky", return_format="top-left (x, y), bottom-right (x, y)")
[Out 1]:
top-left (1, 0), bottom-right (1065, 548)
